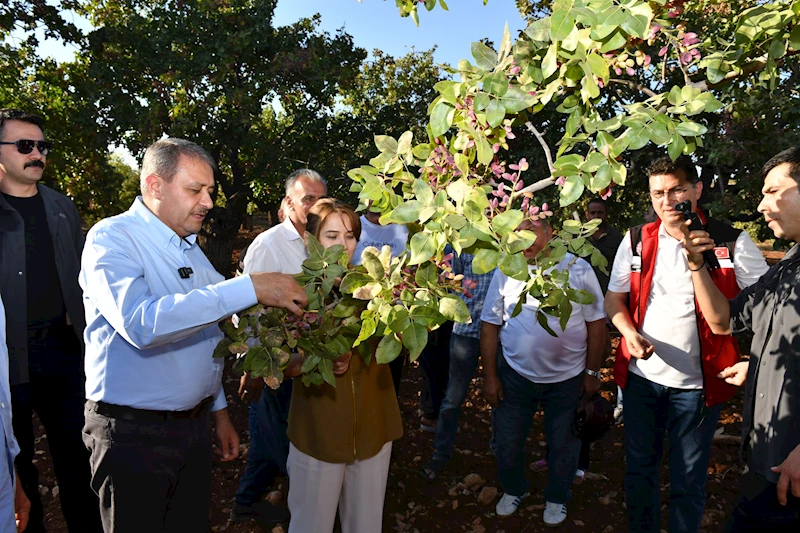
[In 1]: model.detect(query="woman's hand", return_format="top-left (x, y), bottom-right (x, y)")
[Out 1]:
top-left (333, 351), bottom-right (352, 376)
top-left (283, 352), bottom-right (304, 379)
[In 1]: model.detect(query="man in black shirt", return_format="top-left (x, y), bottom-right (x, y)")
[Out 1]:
top-left (683, 146), bottom-right (800, 532)
top-left (0, 109), bottom-right (101, 533)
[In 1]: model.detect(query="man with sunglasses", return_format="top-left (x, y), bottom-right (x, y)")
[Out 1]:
top-left (0, 109), bottom-right (102, 532)
top-left (605, 156), bottom-right (768, 533)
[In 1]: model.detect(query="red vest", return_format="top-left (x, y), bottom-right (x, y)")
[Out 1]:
top-left (613, 212), bottom-right (742, 407)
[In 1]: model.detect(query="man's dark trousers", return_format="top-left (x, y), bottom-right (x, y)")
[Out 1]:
top-left (11, 324), bottom-right (102, 533)
top-left (82, 401), bottom-right (213, 532)
top-left (724, 470), bottom-right (800, 533)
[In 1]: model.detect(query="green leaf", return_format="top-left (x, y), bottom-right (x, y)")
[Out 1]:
top-left (414, 261), bottom-right (438, 288)
top-left (332, 301), bottom-right (356, 318)
top-left (300, 353), bottom-right (321, 374)
top-left (525, 18), bottom-right (552, 42)
top-left (439, 294), bottom-right (471, 323)
top-left (536, 310), bottom-right (558, 337)
top-left (591, 6), bottom-right (626, 40)
top-left (374, 135), bottom-right (398, 154)
top-left (506, 229), bottom-right (536, 254)
top-left (402, 322), bottom-right (428, 362)
top-left (476, 137), bottom-right (494, 165)
top-left (319, 358), bottom-right (336, 387)
top-left (362, 251), bottom-right (386, 279)
top-left (499, 251), bottom-right (529, 280)
top-left (483, 71), bottom-right (509, 97)
top-left (668, 133), bottom-right (686, 160)
top-left (389, 200), bottom-right (423, 224)
top-left (499, 85), bottom-right (537, 113)
top-left (305, 233), bottom-right (325, 260)
top-left (471, 41), bottom-right (498, 70)
top-left (542, 44), bottom-right (558, 79)
top-left (491, 209), bottom-right (524, 236)
top-left (473, 247), bottom-right (501, 274)
top-left (586, 53), bottom-right (609, 81)
top-left (626, 126), bottom-right (650, 150)
top-left (486, 99), bottom-right (506, 127)
top-left (675, 121), bottom-right (708, 136)
top-left (598, 29), bottom-right (627, 53)
top-left (566, 288), bottom-right (595, 305)
top-left (213, 338), bottom-right (233, 359)
top-left (550, 1), bottom-right (576, 41)
top-left (408, 232), bottom-right (437, 265)
top-left (430, 101), bottom-right (455, 137)
top-left (340, 272), bottom-right (374, 294)
top-left (559, 175), bottom-right (585, 207)
top-left (376, 334), bottom-right (403, 364)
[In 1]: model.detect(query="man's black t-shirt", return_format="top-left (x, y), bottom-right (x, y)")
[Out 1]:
top-left (2, 192), bottom-right (66, 328)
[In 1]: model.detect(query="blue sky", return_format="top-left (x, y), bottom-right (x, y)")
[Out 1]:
top-left (35, 1), bottom-right (527, 67)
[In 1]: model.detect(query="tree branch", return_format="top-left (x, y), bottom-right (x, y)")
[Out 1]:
top-left (524, 121), bottom-right (554, 171)
top-left (608, 78), bottom-right (659, 98)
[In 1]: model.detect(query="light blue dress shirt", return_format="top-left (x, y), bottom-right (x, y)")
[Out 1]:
top-left (0, 294), bottom-right (21, 532)
top-left (79, 198), bottom-right (257, 412)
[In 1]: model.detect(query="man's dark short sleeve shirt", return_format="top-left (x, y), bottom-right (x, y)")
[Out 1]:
top-left (730, 244), bottom-right (800, 483)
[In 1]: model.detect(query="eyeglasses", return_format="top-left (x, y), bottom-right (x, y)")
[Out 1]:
top-left (0, 140), bottom-right (53, 156)
top-left (650, 184), bottom-right (694, 201)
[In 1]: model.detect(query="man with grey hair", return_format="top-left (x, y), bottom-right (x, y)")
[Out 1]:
top-left (80, 138), bottom-right (305, 532)
top-left (231, 168), bottom-right (326, 523)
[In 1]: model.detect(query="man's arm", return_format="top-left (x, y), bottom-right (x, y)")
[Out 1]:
top-left (583, 319), bottom-right (606, 396)
top-left (15, 468), bottom-right (30, 532)
top-left (604, 291), bottom-right (655, 359)
top-left (480, 321), bottom-right (503, 407)
top-left (681, 224), bottom-right (732, 335)
top-left (81, 227), bottom-right (307, 350)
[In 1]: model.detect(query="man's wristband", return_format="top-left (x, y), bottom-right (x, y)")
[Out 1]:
top-left (584, 368), bottom-right (601, 380)
top-left (688, 261), bottom-right (706, 272)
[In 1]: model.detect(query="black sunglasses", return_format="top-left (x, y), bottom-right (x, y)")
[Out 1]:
top-left (0, 139), bottom-right (54, 156)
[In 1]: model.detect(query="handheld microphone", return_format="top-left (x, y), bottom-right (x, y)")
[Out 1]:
top-left (675, 200), bottom-right (720, 269)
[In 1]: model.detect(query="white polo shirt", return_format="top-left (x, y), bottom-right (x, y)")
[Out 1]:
top-left (608, 225), bottom-right (768, 389)
top-left (243, 217), bottom-right (307, 275)
top-left (480, 254), bottom-right (605, 384)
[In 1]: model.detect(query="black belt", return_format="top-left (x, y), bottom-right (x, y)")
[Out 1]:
top-left (86, 396), bottom-right (214, 422)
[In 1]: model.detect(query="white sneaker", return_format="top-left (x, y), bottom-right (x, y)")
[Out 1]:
top-left (543, 501), bottom-right (567, 526)
top-left (613, 405), bottom-right (624, 425)
top-left (496, 492), bottom-right (526, 516)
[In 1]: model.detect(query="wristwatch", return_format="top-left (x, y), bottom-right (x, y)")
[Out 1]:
top-left (584, 368), bottom-right (601, 380)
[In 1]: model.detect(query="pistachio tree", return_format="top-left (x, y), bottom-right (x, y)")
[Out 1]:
top-left (223, 0), bottom-right (800, 385)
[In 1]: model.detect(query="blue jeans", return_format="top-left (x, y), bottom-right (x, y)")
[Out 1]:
top-left (234, 379), bottom-right (293, 506)
top-left (624, 373), bottom-right (722, 533)
top-left (493, 352), bottom-right (582, 502)
top-left (432, 333), bottom-right (480, 463)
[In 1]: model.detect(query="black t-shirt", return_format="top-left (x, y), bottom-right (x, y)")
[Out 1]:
top-left (2, 192), bottom-right (66, 328)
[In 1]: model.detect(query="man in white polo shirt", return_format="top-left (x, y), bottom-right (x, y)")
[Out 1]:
top-left (605, 156), bottom-right (768, 533)
top-left (480, 220), bottom-right (606, 526)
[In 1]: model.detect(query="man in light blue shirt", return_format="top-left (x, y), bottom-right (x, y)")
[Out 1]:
top-left (0, 293), bottom-right (31, 532)
top-left (79, 138), bottom-right (306, 532)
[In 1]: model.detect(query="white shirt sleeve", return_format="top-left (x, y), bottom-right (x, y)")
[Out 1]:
top-left (243, 233), bottom-right (280, 274)
top-left (479, 270), bottom-right (506, 326)
top-left (606, 231), bottom-right (633, 294)
top-left (733, 231), bottom-right (769, 290)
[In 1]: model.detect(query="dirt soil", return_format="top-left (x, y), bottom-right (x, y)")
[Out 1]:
top-left (32, 225), bottom-right (768, 533)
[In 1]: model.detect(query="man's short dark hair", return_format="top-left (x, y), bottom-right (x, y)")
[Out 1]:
top-left (587, 197), bottom-right (607, 210)
top-left (647, 155), bottom-right (699, 184)
top-left (760, 147), bottom-right (800, 186)
top-left (0, 109), bottom-right (45, 140)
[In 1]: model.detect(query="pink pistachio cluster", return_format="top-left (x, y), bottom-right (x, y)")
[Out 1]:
top-left (678, 31), bottom-right (702, 64)
top-left (488, 157), bottom-right (528, 209)
top-left (665, 0), bottom-right (687, 18)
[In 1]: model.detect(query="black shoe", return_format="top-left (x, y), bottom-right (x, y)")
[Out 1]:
top-left (230, 501), bottom-right (290, 524)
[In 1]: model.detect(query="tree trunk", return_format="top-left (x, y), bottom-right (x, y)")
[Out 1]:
top-left (197, 192), bottom-right (250, 277)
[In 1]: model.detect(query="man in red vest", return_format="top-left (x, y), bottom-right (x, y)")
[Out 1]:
top-left (605, 156), bottom-right (768, 533)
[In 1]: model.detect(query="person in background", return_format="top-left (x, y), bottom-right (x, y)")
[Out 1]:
top-left (420, 251), bottom-right (495, 481)
top-left (284, 198), bottom-right (402, 533)
top-left (232, 169), bottom-right (327, 523)
top-left (79, 138), bottom-right (304, 532)
top-left (481, 219), bottom-right (606, 526)
top-left (586, 197), bottom-right (624, 295)
top-left (0, 108), bottom-right (102, 533)
top-left (605, 155), bottom-right (768, 533)
top-left (682, 146), bottom-right (800, 532)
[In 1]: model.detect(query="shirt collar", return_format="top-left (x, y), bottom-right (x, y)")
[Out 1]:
top-left (281, 216), bottom-right (304, 241)
top-left (131, 197), bottom-right (197, 250)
